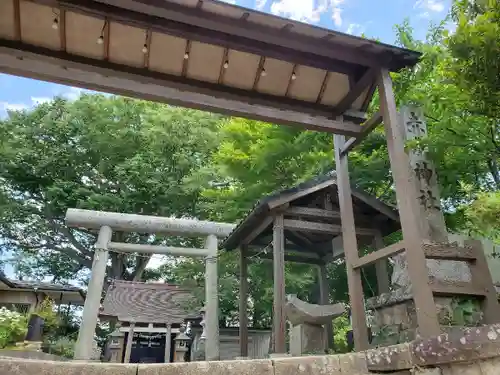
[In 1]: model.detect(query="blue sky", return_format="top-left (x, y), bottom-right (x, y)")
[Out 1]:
top-left (0, 0), bottom-right (451, 118)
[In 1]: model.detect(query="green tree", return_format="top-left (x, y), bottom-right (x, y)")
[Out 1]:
top-left (0, 95), bottom-right (222, 283)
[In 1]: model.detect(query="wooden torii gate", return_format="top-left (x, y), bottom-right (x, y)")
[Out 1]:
top-left (65, 208), bottom-right (235, 361)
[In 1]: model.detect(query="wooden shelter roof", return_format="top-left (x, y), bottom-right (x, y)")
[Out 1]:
top-left (221, 172), bottom-right (400, 263)
top-left (99, 280), bottom-right (199, 324)
top-left (0, 0), bottom-right (421, 135)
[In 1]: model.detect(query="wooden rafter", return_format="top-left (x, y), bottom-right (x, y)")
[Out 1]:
top-left (341, 111), bottom-right (383, 155)
top-left (285, 64), bottom-right (298, 97)
top-left (217, 47), bottom-right (229, 85)
top-left (316, 71), bottom-right (330, 104)
top-left (59, 9), bottom-right (66, 52)
top-left (103, 18), bottom-right (110, 61)
top-left (253, 56), bottom-right (265, 90)
top-left (13, 0), bottom-right (21, 41)
top-left (143, 29), bottom-right (152, 69)
top-left (333, 67), bottom-right (377, 116)
top-left (181, 40), bottom-right (191, 77)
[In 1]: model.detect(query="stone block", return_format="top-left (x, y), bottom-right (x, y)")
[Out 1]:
top-left (273, 355), bottom-right (341, 375)
top-left (366, 343), bottom-right (412, 372)
top-left (399, 328), bottom-right (416, 344)
top-left (479, 357), bottom-right (500, 375)
top-left (138, 359), bottom-right (274, 375)
top-left (0, 358), bottom-right (137, 375)
top-left (440, 362), bottom-right (482, 375)
top-left (411, 324), bottom-right (500, 366)
top-left (338, 352), bottom-right (367, 374)
top-left (289, 323), bottom-right (325, 356)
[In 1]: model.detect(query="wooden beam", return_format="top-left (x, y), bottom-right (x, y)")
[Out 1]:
top-left (13, 0), bottom-right (21, 41)
top-left (143, 29), bottom-right (152, 69)
top-left (318, 264), bottom-right (334, 350)
top-left (284, 219), bottom-right (376, 236)
top-left (248, 251), bottom-right (324, 265)
top-left (48, 0), bottom-right (382, 72)
top-left (429, 280), bottom-right (487, 297)
top-left (268, 179), bottom-right (335, 209)
top-left (333, 68), bottom-right (377, 116)
top-left (272, 214), bottom-right (286, 353)
top-left (352, 240), bottom-right (406, 269)
top-left (378, 68), bottom-right (440, 337)
top-left (0, 44), bottom-right (365, 136)
top-left (333, 133), bottom-right (369, 351)
top-left (285, 206), bottom-right (341, 220)
top-left (59, 9), bottom-right (67, 52)
top-left (341, 111), bottom-right (383, 156)
top-left (373, 232), bottom-right (390, 294)
top-left (465, 239), bottom-right (500, 324)
top-left (108, 242), bottom-right (211, 257)
top-left (241, 216), bottom-right (273, 245)
top-left (316, 71), bottom-right (330, 104)
top-left (239, 246), bottom-right (249, 357)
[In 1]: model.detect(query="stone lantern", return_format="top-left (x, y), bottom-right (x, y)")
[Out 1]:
top-left (174, 325), bottom-right (191, 362)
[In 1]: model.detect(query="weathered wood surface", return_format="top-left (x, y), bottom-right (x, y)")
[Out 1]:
top-left (352, 240), bottom-right (406, 268)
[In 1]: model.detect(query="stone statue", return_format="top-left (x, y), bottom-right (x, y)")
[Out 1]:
top-left (284, 294), bottom-right (345, 356)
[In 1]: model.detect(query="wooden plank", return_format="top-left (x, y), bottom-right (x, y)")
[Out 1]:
top-left (284, 219), bottom-right (376, 236)
top-left (352, 240), bottom-right (405, 269)
top-left (241, 216), bottom-right (273, 245)
top-left (429, 279), bottom-right (487, 297)
top-left (248, 251), bottom-right (324, 265)
top-left (465, 239), bottom-right (500, 324)
top-left (48, 0), bottom-right (383, 71)
top-left (341, 111), bottom-right (383, 156)
top-left (0, 42), bottom-right (364, 137)
top-left (422, 242), bottom-right (477, 261)
top-left (13, 0), bottom-right (21, 41)
top-left (333, 68), bottom-right (376, 116)
top-left (30, 0), bottom-right (362, 76)
top-left (239, 246), bottom-right (249, 357)
top-left (378, 68), bottom-right (440, 337)
top-left (373, 231), bottom-right (390, 294)
top-left (286, 206), bottom-right (341, 220)
top-left (333, 133), bottom-right (369, 351)
top-left (272, 214), bottom-right (286, 353)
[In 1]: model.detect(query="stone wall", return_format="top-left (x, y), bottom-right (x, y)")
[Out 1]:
top-left (1, 324), bottom-right (500, 375)
top-left (367, 285), bottom-right (485, 347)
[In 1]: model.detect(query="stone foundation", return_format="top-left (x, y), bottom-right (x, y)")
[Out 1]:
top-left (2, 324), bottom-right (500, 375)
top-left (367, 286), bottom-right (484, 347)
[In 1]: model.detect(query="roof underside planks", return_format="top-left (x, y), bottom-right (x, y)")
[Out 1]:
top-left (0, 0), bottom-right (421, 135)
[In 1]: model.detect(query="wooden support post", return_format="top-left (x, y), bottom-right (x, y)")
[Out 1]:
top-left (74, 225), bottom-right (112, 360)
top-left (333, 133), bottom-right (369, 351)
top-left (123, 322), bottom-right (135, 363)
top-left (378, 68), bottom-right (440, 337)
top-left (373, 232), bottom-right (390, 294)
top-left (239, 246), bottom-right (249, 357)
top-left (273, 214), bottom-right (286, 354)
top-left (205, 234), bottom-right (220, 360)
top-left (318, 264), bottom-right (334, 350)
top-left (164, 324), bottom-right (172, 363)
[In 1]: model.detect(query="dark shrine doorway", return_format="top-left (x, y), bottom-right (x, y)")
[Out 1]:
top-left (124, 332), bottom-right (166, 364)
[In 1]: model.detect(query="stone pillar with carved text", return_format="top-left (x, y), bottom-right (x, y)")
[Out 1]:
top-left (391, 105), bottom-right (471, 288)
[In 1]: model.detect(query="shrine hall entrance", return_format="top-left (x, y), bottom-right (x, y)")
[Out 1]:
top-left (124, 332), bottom-right (170, 364)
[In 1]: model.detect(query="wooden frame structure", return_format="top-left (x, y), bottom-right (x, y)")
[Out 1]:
top-left (221, 173), bottom-right (400, 354)
top-left (65, 208), bottom-right (235, 361)
top-left (2, 0), bottom-right (487, 356)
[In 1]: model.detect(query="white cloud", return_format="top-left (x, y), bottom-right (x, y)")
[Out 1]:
top-left (346, 23), bottom-right (365, 36)
top-left (218, 0), bottom-right (236, 4)
top-left (0, 101), bottom-right (28, 112)
top-left (255, 0), bottom-right (267, 10)
top-left (63, 87), bottom-right (85, 101)
top-left (414, 0), bottom-right (445, 12)
top-left (269, 0), bottom-right (344, 26)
